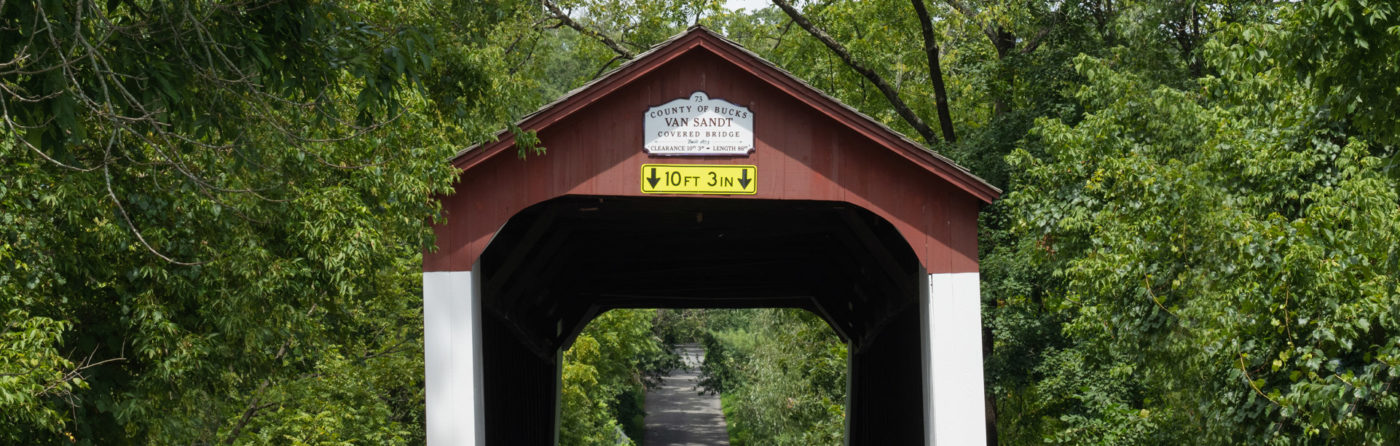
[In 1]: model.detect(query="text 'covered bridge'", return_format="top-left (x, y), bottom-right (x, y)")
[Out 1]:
top-left (423, 27), bottom-right (999, 445)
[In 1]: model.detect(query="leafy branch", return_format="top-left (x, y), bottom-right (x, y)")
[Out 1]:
top-left (542, 0), bottom-right (638, 59)
top-left (772, 0), bottom-right (942, 146)
top-left (0, 0), bottom-right (428, 265)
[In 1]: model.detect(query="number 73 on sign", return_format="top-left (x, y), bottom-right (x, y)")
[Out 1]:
top-left (640, 164), bottom-right (756, 195)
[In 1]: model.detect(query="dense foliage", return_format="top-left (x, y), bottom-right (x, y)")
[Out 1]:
top-left (559, 309), bottom-right (673, 446)
top-left (4, 0), bottom-right (1397, 444)
top-left (1, 0), bottom-right (540, 443)
top-left (982, 3), bottom-right (1400, 444)
top-left (698, 309), bottom-right (847, 445)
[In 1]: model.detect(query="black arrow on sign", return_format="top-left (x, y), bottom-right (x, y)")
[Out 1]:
top-left (737, 168), bottom-right (751, 189)
top-left (647, 168), bottom-right (660, 188)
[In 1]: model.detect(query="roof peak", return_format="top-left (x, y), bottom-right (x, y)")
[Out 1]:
top-left (453, 26), bottom-right (1000, 203)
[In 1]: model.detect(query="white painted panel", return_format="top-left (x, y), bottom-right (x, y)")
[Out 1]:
top-left (424, 270), bottom-right (484, 445)
top-left (923, 272), bottom-right (987, 446)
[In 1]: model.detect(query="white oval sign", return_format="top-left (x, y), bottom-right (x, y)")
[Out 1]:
top-left (644, 91), bottom-right (754, 156)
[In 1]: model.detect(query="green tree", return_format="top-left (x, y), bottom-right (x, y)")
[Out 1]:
top-left (987, 3), bottom-right (1400, 440)
top-left (0, 0), bottom-right (538, 442)
top-left (560, 309), bottom-right (668, 446)
top-left (699, 309), bottom-right (846, 446)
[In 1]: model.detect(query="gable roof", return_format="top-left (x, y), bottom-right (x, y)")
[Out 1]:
top-left (453, 26), bottom-right (1000, 204)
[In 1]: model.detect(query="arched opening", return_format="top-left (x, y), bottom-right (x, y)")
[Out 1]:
top-left (565, 307), bottom-right (846, 445)
top-left (476, 195), bottom-right (926, 444)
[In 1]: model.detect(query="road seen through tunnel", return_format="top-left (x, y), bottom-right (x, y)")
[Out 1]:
top-left (644, 344), bottom-right (730, 446)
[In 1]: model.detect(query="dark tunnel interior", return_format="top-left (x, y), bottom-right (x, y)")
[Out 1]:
top-left (476, 195), bottom-right (929, 444)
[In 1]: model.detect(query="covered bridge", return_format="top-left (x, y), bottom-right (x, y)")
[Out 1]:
top-left (423, 26), bottom-right (998, 445)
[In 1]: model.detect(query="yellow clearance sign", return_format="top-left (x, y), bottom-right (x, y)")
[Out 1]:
top-left (641, 164), bottom-right (756, 195)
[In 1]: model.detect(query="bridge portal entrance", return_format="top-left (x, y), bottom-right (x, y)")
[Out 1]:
top-left (423, 27), bottom-right (998, 445)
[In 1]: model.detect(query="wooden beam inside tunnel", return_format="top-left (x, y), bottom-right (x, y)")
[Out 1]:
top-left (477, 195), bottom-right (921, 361)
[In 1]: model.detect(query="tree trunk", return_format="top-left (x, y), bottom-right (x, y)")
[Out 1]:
top-left (773, 0), bottom-right (942, 146)
top-left (991, 28), bottom-right (1016, 118)
top-left (910, 0), bottom-right (957, 144)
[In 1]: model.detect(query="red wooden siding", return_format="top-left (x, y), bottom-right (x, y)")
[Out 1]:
top-left (426, 29), bottom-right (992, 275)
